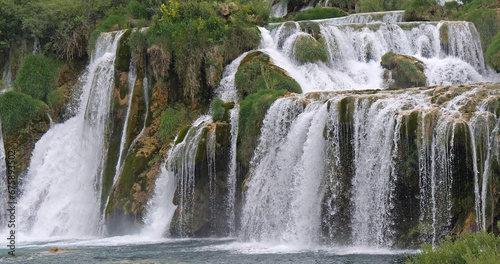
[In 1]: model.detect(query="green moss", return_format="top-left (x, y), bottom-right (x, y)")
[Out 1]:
top-left (115, 29), bottom-right (132, 73)
top-left (235, 51), bottom-right (302, 100)
top-left (210, 97), bottom-right (225, 122)
top-left (14, 54), bottom-right (59, 102)
top-left (237, 89), bottom-right (287, 166)
top-left (175, 125), bottom-right (192, 145)
top-left (0, 91), bottom-right (47, 136)
top-left (294, 7), bottom-right (347, 21)
top-left (485, 31), bottom-right (500, 72)
top-left (381, 52), bottom-right (426, 88)
top-left (158, 104), bottom-right (198, 144)
top-left (439, 22), bottom-right (449, 52)
top-left (294, 34), bottom-right (328, 63)
top-left (88, 29), bottom-right (102, 55)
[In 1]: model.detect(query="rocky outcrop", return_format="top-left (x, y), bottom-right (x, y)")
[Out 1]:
top-left (381, 52), bottom-right (427, 88)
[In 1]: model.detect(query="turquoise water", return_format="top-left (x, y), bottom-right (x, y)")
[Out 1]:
top-left (0, 237), bottom-right (411, 263)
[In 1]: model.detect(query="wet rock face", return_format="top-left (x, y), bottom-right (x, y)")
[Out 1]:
top-left (381, 52), bottom-right (427, 89)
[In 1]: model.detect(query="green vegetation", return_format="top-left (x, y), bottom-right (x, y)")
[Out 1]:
top-left (210, 97), bottom-right (225, 122)
top-left (142, 0), bottom-right (265, 104)
top-left (294, 6), bottom-right (347, 21)
top-left (294, 34), bottom-right (328, 62)
top-left (381, 52), bottom-right (426, 88)
top-left (406, 222), bottom-right (500, 264)
top-left (0, 91), bottom-right (47, 136)
top-left (14, 54), bottom-right (59, 102)
top-left (158, 104), bottom-right (197, 143)
top-left (464, 8), bottom-right (498, 51)
top-left (485, 31), bottom-right (500, 72)
top-left (237, 89), bottom-right (287, 165)
top-left (235, 51), bottom-right (302, 99)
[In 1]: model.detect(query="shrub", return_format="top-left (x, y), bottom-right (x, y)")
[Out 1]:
top-left (210, 97), bottom-right (225, 122)
top-left (406, 223), bottom-right (500, 264)
top-left (405, 0), bottom-right (438, 21)
top-left (126, 0), bottom-right (151, 20)
top-left (294, 34), bottom-right (328, 62)
top-left (97, 15), bottom-right (128, 32)
top-left (485, 31), bottom-right (500, 72)
top-left (238, 89), bottom-right (287, 165)
top-left (294, 6), bottom-right (347, 21)
top-left (14, 54), bottom-right (59, 102)
top-left (235, 51), bottom-right (302, 99)
top-left (0, 91), bottom-right (47, 135)
top-left (158, 104), bottom-right (197, 143)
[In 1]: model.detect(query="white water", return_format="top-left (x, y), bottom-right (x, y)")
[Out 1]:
top-left (241, 85), bottom-right (500, 246)
top-left (226, 106), bottom-right (239, 235)
top-left (143, 116), bottom-right (212, 237)
top-left (113, 57), bottom-right (138, 187)
top-left (17, 30), bottom-right (125, 239)
top-left (260, 20), bottom-right (497, 93)
top-left (0, 120), bottom-right (7, 227)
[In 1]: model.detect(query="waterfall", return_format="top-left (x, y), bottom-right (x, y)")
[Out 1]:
top-left (143, 116), bottom-right (212, 237)
top-left (261, 20), bottom-right (497, 93)
top-left (0, 120), bottom-right (8, 227)
top-left (17, 30), bottom-right (125, 239)
top-left (241, 84), bottom-right (500, 246)
top-left (112, 57), bottom-right (138, 187)
top-left (226, 106), bottom-right (239, 235)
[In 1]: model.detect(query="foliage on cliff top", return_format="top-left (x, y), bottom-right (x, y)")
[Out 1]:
top-left (14, 54), bottom-right (59, 102)
top-left (143, 0), bottom-right (266, 105)
top-left (235, 51), bottom-right (302, 99)
top-left (293, 6), bottom-right (347, 21)
top-left (406, 222), bottom-right (500, 264)
top-left (0, 91), bottom-right (47, 136)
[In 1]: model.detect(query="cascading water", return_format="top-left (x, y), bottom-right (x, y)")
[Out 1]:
top-left (17, 30), bottom-right (125, 239)
top-left (0, 120), bottom-right (8, 227)
top-left (241, 84), bottom-right (500, 246)
top-left (112, 57), bottom-right (138, 187)
top-left (261, 20), bottom-right (497, 93)
top-left (143, 116), bottom-right (212, 237)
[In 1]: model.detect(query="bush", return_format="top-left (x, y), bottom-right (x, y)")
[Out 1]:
top-left (485, 31), bottom-right (500, 72)
top-left (405, 0), bottom-right (438, 21)
top-left (406, 223), bottom-right (500, 264)
top-left (97, 15), bottom-right (128, 32)
top-left (0, 91), bottom-right (47, 135)
top-left (210, 97), bottom-right (225, 122)
top-left (14, 54), bottom-right (59, 102)
top-left (238, 89), bottom-right (287, 165)
top-left (294, 34), bottom-right (328, 62)
top-left (158, 104), bottom-right (197, 143)
top-left (126, 0), bottom-right (151, 20)
top-left (235, 51), bottom-right (302, 99)
top-left (294, 6), bottom-right (347, 21)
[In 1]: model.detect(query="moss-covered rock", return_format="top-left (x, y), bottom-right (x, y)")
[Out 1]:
top-left (235, 51), bottom-right (302, 99)
top-left (237, 89), bottom-right (287, 168)
top-left (294, 34), bottom-right (328, 63)
top-left (381, 52), bottom-right (426, 89)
